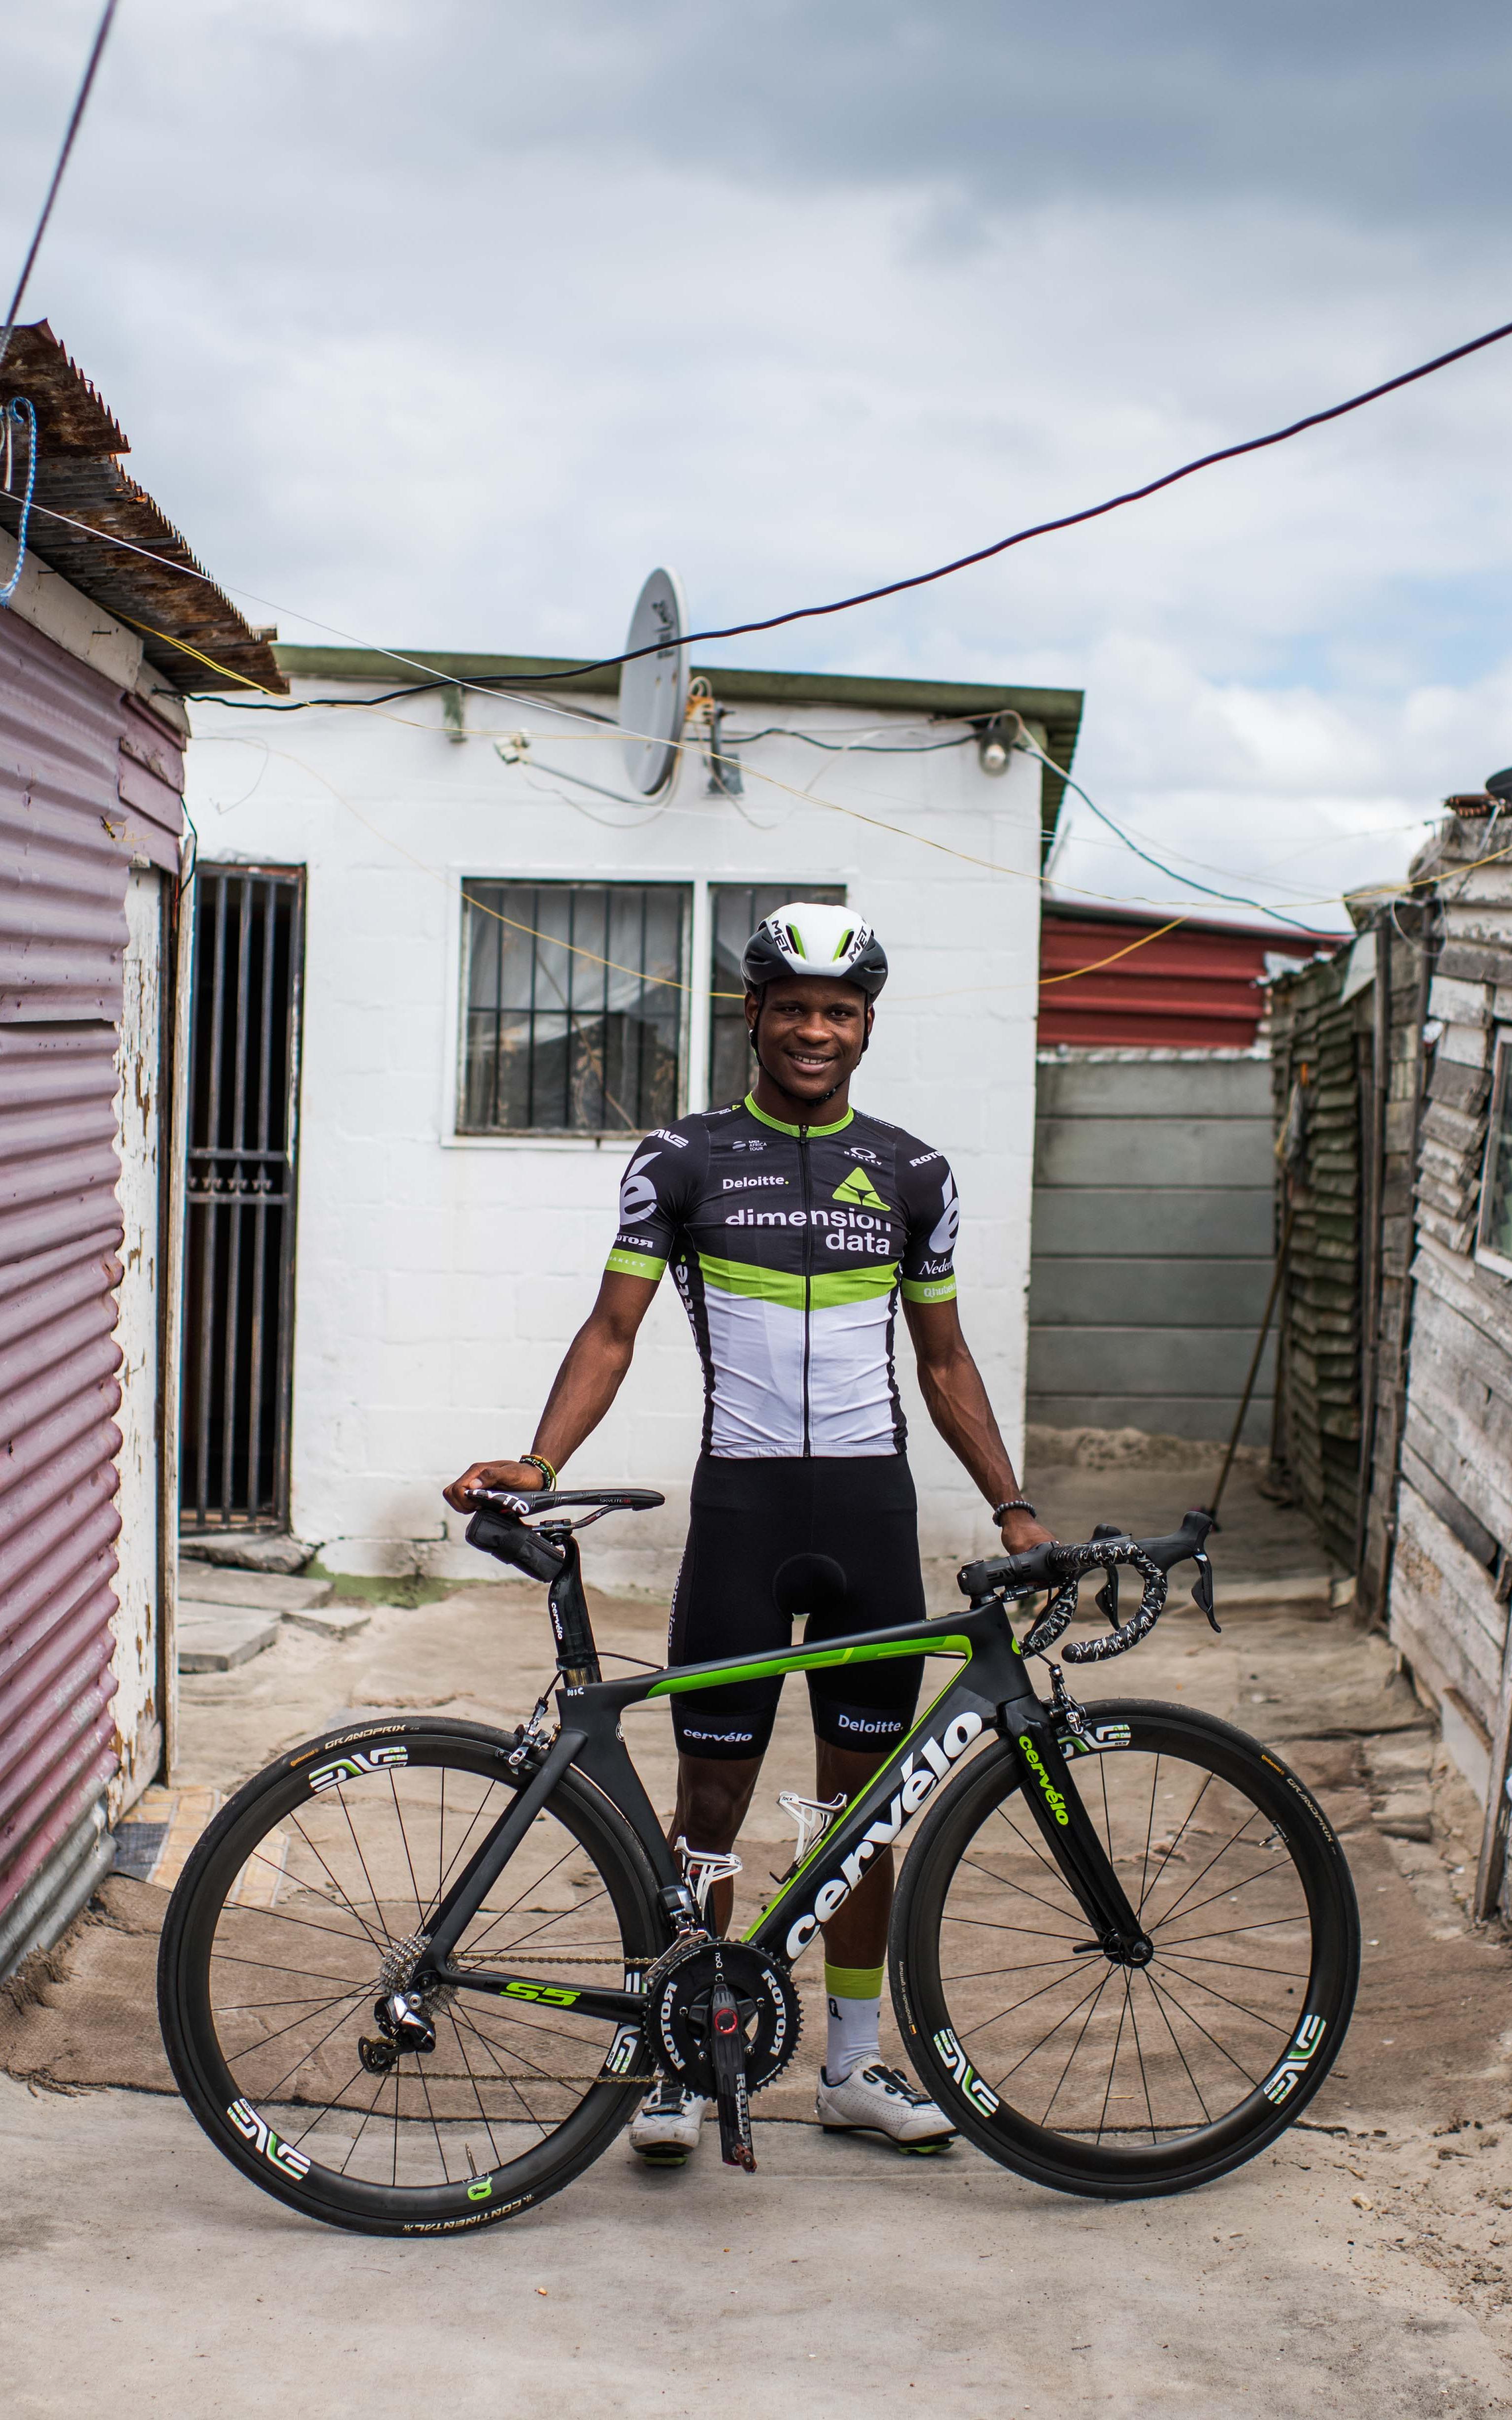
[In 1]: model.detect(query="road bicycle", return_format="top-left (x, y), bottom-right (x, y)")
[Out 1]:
top-left (158, 1488), bottom-right (1360, 2234)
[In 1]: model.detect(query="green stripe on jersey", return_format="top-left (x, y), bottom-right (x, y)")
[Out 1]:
top-left (742, 1091), bottom-right (855, 1140)
top-left (901, 1274), bottom-right (957, 1305)
top-left (699, 1252), bottom-right (898, 1308)
top-left (605, 1247), bottom-right (665, 1281)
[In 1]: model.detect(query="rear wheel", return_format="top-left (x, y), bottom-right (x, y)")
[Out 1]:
top-left (890, 1703), bottom-right (1359, 2199)
top-left (158, 1719), bottom-right (663, 2234)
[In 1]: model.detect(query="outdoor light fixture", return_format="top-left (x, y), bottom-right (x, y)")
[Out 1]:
top-left (977, 713), bottom-right (1019, 775)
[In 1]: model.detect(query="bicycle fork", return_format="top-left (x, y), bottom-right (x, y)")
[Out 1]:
top-left (1006, 1702), bottom-right (1151, 1964)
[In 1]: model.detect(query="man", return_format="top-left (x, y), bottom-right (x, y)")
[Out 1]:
top-left (444, 902), bottom-right (1053, 2165)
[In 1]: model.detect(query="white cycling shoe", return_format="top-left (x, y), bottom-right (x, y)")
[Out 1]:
top-left (816, 2060), bottom-right (958, 2152)
top-left (629, 2079), bottom-right (707, 2166)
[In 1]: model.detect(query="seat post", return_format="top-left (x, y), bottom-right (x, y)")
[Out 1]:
top-left (544, 1533), bottom-right (602, 1687)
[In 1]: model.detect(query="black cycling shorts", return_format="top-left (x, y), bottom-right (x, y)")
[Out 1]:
top-left (667, 1454), bottom-right (927, 1762)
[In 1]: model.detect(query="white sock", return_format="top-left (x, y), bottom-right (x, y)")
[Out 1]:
top-left (823, 1962), bottom-right (883, 2084)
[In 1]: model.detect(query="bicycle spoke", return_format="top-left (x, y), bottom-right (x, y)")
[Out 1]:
top-left (960, 1960), bottom-right (1099, 2043)
top-left (960, 1854), bottom-right (1082, 1928)
top-left (1125, 1974), bottom-right (1158, 2145)
top-left (286, 1813), bottom-right (387, 1953)
top-left (390, 1770), bottom-right (425, 1925)
top-left (990, 1969), bottom-right (1110, 2088)
top-left (991, 1804), bottom-right (1072, 1890)
top-left (1094, 1977), bottom-right (1132, 2146)
top-left (1137, 1767), bottom-right (1217, 1919)
top-left (1141, 1970), bottom-right (1261, 2089)
top-left (444, 2002), bottom-right (506, 2171)
top-left (1039, 1965), bottom-right (1116, 2127)
top-left (1149, 1957), bottom-right (1291, 2036)
top-left (1141, 1968), bottom-right (1214, 2126)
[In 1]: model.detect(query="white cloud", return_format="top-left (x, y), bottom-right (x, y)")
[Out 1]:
top-left (6, 0), bottom-right (1512, 934)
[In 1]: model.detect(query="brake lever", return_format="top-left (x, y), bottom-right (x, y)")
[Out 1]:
top-left (1190, 1547), bottom-right (1220, 1634)
top-left (1090, 1522), bottom-right (1122, 1628)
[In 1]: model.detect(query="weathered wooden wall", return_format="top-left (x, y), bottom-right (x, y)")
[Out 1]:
top-left (1268, 948), bottom-right (1372, 1569)
top-left (1356, 909), bottom-right (1436, 1619)
top-left (1386, 818), bottom-right (1512, 1791)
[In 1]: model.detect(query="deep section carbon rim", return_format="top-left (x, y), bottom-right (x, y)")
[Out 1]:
top-left (893, 1706), bottom-right (1358, 2196)
top-left (159, 1723), bottom-right (660, 2231)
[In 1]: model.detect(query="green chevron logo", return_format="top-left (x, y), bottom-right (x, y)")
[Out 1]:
top-left (833, 1168), bottom-right (889, 1212)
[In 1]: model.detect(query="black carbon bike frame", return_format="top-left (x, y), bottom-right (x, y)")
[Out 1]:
top-left (408, 1497), bottom-right (1201, 2030)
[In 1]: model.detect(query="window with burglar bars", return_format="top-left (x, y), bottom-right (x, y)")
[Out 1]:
top-left (460, 881), bottom-right (690, 1134)
top-left (707, 883), bottom-right (845, 1110)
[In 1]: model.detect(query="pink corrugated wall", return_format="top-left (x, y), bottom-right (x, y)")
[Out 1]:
top-left (0, 605), bottom-right (182, 1946)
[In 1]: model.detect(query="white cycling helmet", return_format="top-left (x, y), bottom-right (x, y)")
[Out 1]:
top-left (741, 902), bottom-right (888, 998)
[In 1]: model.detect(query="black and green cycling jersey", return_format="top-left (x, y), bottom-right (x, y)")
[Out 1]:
top-left (606, 1093), bottom-right (959, 1457)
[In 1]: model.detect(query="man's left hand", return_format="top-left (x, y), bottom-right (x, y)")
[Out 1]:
top-left (999, 1509), bottom-right (1057, 1554)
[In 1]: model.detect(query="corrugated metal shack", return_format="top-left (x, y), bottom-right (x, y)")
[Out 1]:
top-left (0, 324), bottom-right (282, 1976)
top-left (1267, 910), bottom-right (1435, 1579)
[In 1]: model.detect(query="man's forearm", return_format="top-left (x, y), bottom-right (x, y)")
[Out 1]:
top-left (914, 1345), bottom-right (1020, 1507)
top-left (531, 1319), bottom-right (636, 1473)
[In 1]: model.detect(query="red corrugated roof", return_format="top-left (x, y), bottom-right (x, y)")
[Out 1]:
top-left (1038, 905), bottom-right (1336, 1047)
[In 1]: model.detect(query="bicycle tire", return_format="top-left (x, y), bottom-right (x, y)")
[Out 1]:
top-left (890, 1702), bottom-right (1359, 2199)
top-left (158, 1717), bottom-right (664, 2235)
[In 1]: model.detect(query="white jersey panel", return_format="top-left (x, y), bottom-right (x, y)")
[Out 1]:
top-left (700, 1286), bottom-right (807, 1457)
top-left (806, 1298), bottom-right (899, 1455)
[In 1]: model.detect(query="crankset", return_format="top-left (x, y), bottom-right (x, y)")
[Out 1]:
top-left (648, 1939), bottom-right (802, 2171)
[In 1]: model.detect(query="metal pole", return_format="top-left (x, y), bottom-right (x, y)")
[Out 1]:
top-left (1204, 1197), bottom-right (1296, 1527)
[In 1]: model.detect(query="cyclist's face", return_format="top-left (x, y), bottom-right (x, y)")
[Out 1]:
top-left (746, 977), bottom-right (872, 1102)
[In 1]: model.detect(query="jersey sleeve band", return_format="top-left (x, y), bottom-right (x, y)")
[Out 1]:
top-left (900, 1275), bottom-right (957, 1305)
top-left (606, 1246), bottom-right (666, 1281)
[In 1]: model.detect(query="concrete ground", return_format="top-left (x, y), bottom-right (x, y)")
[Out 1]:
top-left (5, 1454), bottom-right (1512, 2416)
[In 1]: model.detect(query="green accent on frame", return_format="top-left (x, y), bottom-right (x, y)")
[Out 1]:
top-left (743, 1091), bottom-right (855, 1140)
top-left (698, 1253), bottom-right (898, 1310)
top-left (646, 1633), bottom-right (970, 1700)
top-left (605, 1247), bottom-right (666, 1282)
top-left (742, 1662), bottom-right (978, 1941)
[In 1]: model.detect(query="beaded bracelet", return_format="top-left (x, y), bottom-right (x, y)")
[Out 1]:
top-left (992, 1497), bottom-right (1037, 1523)
top-left (520, 1452), bottom-right (558, 1490)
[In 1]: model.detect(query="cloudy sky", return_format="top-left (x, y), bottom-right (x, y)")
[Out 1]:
top-left (8, 0), bottom-right (1512, 931)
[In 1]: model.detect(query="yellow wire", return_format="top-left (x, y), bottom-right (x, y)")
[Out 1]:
top-left (112, 608), bottom-right (282, 695)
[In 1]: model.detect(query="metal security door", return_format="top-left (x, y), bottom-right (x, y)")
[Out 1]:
top-left (181, 868), bottom-right (304, 1532)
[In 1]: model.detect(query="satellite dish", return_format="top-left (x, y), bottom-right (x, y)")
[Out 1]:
top-left (620, 566), bottom-right (690, 796)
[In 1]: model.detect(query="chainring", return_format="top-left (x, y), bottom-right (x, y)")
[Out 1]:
top-left (649, 1940), bottom-right (802, 2097)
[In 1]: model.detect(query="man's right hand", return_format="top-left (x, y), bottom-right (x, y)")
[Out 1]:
top-left (442, 1461), bottom-right (548, 1514)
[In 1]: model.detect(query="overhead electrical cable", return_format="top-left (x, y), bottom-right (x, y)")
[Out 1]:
top-left (15, 308), bottom-right (1512, 702)
top-left (351, 313), bottom-right (1512, 687)
top-left (1017, 736), bottom-right (1335, 938)
top-left (0, 0), bottom-right (119, 381)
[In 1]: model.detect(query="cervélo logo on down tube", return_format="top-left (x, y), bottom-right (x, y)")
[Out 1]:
top-left (783, 1713), bottom-right (983, 1960)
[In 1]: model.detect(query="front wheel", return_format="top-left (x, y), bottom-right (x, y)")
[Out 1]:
top-left (890, 1703), bottom-right (1359, 2199)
